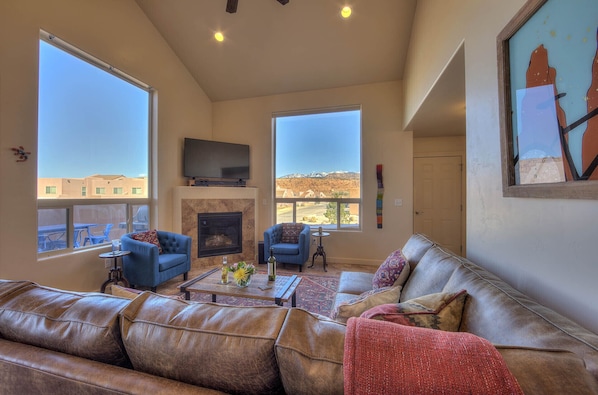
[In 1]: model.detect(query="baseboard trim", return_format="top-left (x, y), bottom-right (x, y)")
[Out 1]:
top-left (322, 257), bottom-right (380, 267)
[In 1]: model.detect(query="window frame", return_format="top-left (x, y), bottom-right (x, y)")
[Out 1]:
top-left (37, 30), bottom-right (153, 257)
top-left (272, 106), bottom-right (362, 231)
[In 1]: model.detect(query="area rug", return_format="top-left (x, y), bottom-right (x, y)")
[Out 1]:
top-left (166, 271), bottom-right (339, 317)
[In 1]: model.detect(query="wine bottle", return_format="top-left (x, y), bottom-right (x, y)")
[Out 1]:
top-left (221, 256), bottom-right (229, 284)
top-left (268, 247), bottom-right (276, 282)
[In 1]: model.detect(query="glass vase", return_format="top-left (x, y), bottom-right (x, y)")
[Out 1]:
top-left (235, 275), bottom-right (252, 288)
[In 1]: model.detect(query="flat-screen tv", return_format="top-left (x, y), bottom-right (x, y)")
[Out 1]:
top-left (183, 138), bottom-right (250, 180)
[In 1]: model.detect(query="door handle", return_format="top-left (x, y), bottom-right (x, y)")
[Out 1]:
top-left (415, 211), bottom-right (424, 215)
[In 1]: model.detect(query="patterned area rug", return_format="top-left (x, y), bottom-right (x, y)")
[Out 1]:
top-left (169, 270), bottom-right (339, 317)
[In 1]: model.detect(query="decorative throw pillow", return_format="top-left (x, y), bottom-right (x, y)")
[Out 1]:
top-left (281, 223), bottom-right (303, 244)
top-left (331, 286), bottom-right (402, 323)
top-left (131, 229), bottom-right (163, 254)
top-left (372, 249), bottom-right (410, 289)
top-left (360, 289), bottom-right (468, 331)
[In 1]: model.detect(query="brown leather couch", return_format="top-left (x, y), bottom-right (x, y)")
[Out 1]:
top-left (0, 278), bottom-right (345, 394)
top-left (334, 233), bottom-right (598, 394)
top-left (0, 233), bottom-right (597, 394)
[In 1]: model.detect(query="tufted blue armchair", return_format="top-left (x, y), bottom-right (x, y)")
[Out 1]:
top-left (264, 223), bottom-right (311, 272)
top-left (121, 230), bottom-right (191, 292)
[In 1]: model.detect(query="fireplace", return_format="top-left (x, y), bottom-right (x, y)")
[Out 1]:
top-left (197, 212), bottom-right (242, 258)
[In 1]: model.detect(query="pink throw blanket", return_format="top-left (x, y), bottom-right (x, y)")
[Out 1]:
top-left (344, 317), bottom-right (523, 395)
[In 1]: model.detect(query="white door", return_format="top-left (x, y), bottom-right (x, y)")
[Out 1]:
top-left (414, 156), bottom-right (462, 255)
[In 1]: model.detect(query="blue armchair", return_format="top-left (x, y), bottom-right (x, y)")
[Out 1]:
top-left (264, 223), bottom-right (311, 272)
top-left (121, 230), bottom-right (191, 292)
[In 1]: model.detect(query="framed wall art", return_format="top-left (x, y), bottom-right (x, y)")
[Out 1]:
top-left (497, 0), bottom-right (598, 199)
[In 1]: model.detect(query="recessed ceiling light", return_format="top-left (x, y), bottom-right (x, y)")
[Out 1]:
top-left (214, 32), bottom-right (224, 42)
top-left (341, 6), bottom-right (352, 18)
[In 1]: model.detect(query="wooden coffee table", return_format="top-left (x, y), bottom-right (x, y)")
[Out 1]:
top-left (179, 268), bottom-right (302, 307)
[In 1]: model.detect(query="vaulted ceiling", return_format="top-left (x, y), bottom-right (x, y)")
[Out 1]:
top-left (135, 0), bottom-right (465, 137)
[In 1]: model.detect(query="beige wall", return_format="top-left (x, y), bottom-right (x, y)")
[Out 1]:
top-left (0, 0), bottom-right (212, 291)
top-left (213, 81), bottom-right (414, 265)
top-left (405, 0), bottom-right (598, 334)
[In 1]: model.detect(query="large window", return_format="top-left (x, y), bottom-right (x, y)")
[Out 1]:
top-left (37, 31), bottom-right (151, 254)
top-left (274, 108), bottom-right (361, 230)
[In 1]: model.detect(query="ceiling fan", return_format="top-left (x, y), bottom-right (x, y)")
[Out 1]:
top-left (226, 0), bottom-right (289, 14)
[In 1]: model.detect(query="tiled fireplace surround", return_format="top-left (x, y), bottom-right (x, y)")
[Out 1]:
top-left (173, 186), bottom-right (258, 269)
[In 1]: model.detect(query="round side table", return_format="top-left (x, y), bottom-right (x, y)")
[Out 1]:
top-left (99, 250), bottom-right (131, 293)
top-left (309, 231), bottom-right (330, 272)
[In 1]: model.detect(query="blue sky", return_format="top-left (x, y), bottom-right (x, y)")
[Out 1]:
top-left (38, 40), bottom-right (149, 178)
top-left (275, 110), bottom-right (361, 177)
top-left (38, 39), bottom-right (360, 180)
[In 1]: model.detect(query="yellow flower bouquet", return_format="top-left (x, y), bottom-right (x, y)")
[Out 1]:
top-left (229, 261), bottom-right (256, 287)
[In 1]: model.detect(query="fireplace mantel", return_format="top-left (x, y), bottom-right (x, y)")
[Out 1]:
top-left (173, 186), bottom-right (258, 269)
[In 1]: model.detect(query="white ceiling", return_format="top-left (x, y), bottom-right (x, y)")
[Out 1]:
top-left (135, 0), bottom-right (465, 137)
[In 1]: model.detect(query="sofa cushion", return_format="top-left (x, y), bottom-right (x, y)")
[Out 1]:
top-left (158, 253), bottom-right (187, 271)
top-left (440, 257), bottom-right (598, 380)
top-left (131, 229), bottom-right (163, 254)
top-left (120, 292), bottom-right (288, 394)
top-left (360, 289), bottom-right (468, 332)
top-left (344, 317), bottom-right (523, 395)
top-left (281, 223), bottom-right (303, 243)
top-left (0, 280), bottom-right (131, 367)
top-left (400, 245), bottom-right (461, 302)
top-left (276, 308), bottom-right (345, 395)
top-left (401, 233), bottom-right (436, 269)
top-left (336, 271), bottom-right (375, 295)
top-left (371, 249), bottom-right (410, 289)
top-left (331, 286), bottom-right (402, 323)
top-left (272, 244), bottom-right (300, 255)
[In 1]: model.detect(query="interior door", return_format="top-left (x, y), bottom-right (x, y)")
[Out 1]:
top-left (414, 156), bottom-right (462, 255)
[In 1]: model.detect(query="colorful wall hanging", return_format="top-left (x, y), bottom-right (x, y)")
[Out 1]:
top-left (376, 164), bottom-right (383, 228)
top-left (498, 0), bottom-right (598, 199)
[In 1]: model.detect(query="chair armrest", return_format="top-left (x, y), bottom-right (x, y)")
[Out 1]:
top-left (121, 235), bottom-right (160, 264)
top-left (299, 225), bottom-right (311, 244)
top-left (299, 225), bottom-right (311, 256)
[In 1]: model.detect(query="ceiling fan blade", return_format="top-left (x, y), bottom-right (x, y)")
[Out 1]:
top-left (226, 0), bottom-right (238, 13)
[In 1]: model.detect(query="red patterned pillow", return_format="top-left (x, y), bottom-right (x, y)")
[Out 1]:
top-left (372, 249), bottom-right (410, 289)
top-left (281, 223), bottom-right (303, 244)
top-left (131, 229), bottom-right (163, 254)
top-left (361, 289), bottom-right (468, 331)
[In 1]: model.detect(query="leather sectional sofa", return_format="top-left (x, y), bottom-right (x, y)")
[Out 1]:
top-left (0, 233), bottom-right (596, 394)
top-left (334, 233), bottom-right (598, 394)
